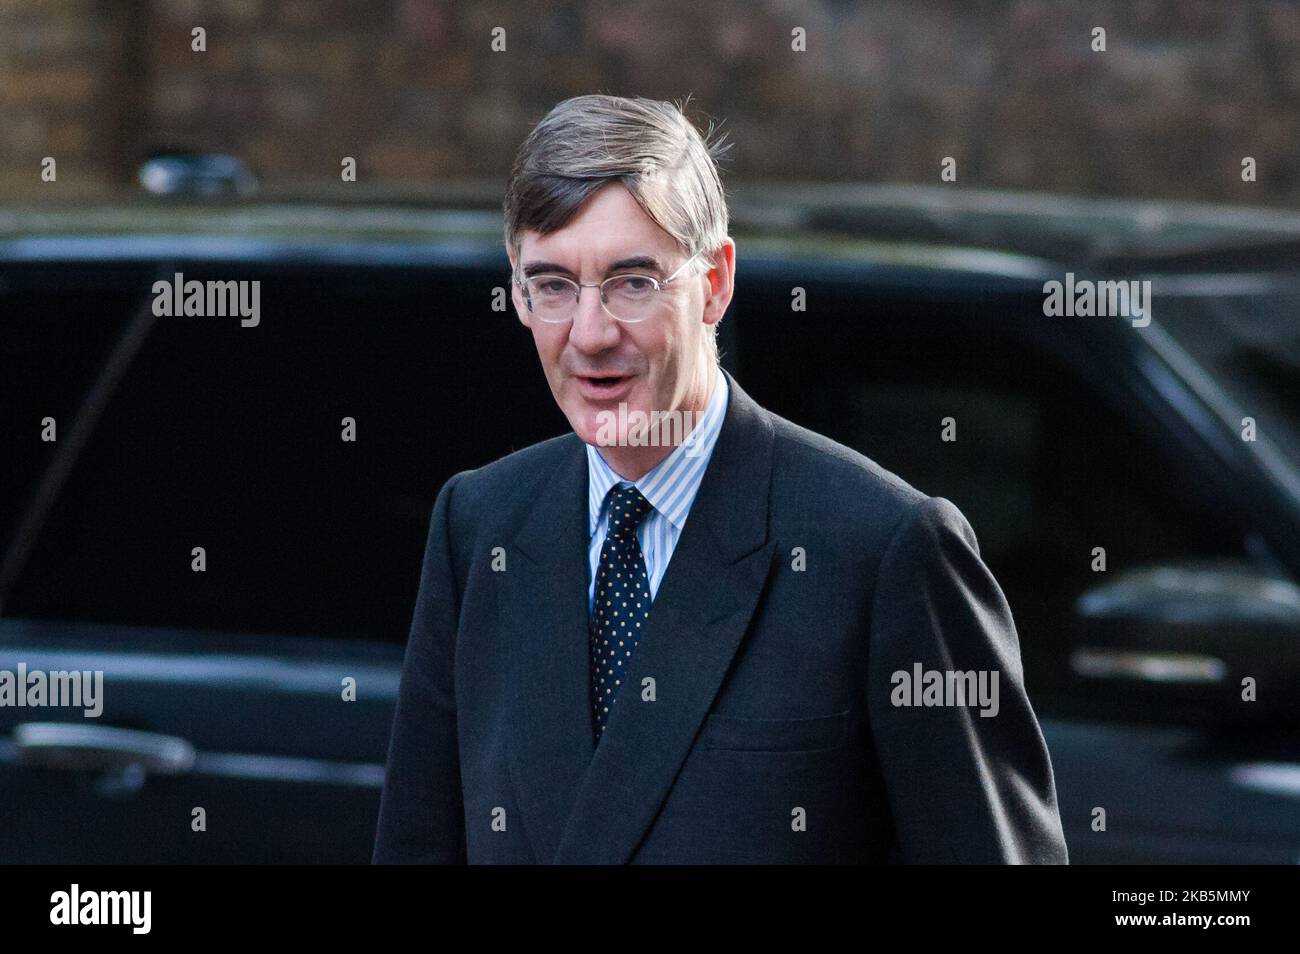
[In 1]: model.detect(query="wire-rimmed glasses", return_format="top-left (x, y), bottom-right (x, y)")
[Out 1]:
top-left (513, 252), bottom-right (707, 324)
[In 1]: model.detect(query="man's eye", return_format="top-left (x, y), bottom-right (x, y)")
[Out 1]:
top-left (534, 279), bottom-right (571, 295)
top-left (614, 276), bottom-right (655, 294)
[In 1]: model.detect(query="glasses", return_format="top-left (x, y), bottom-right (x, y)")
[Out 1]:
top-left (513, 252), bottom-right (707, 324)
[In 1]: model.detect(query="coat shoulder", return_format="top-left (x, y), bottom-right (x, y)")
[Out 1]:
top-left (765, 410), bottom-right (935, 547)
top-left (437, 432), bottom-right (581, 529)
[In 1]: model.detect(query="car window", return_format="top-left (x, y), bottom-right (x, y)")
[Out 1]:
top-left (736, 284), bottom-right (1255, 699)
top-left (2, 262), bottom-right (563, 642)
top-left (1155, 287), bottom-right (1300, 473)
top-left (0, 271), bottom-right (145, 599)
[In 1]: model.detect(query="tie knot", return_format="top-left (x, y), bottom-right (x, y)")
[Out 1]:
top-left (606, 484), bottom-right (652, 538)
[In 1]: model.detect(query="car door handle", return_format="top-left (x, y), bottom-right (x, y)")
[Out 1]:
top-left (1070, 647), bottom-right (1227, 684)
top-left (13, 722), bottom-right (196, 775)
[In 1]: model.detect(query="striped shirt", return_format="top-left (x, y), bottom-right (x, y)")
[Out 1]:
top-left (586, 371), bottom-right (730, 614)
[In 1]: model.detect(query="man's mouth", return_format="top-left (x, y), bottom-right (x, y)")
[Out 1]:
top-left (575, 373), bottom-right (635, 400)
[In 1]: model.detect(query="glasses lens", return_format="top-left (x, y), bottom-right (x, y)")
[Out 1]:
top-left (526, 276), bottom-right (577, 323)
top-left (602, 274), bottom-right (658, 323)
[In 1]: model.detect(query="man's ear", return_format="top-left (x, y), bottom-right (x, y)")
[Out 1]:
top-left (700, 238), bottom-right (736, 329)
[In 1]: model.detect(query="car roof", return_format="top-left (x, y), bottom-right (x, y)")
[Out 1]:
top-left (3, 182), bottom-right (1299, 281)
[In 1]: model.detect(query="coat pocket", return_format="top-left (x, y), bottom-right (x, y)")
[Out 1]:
top-left (696, 709), bottom-right (850, 753)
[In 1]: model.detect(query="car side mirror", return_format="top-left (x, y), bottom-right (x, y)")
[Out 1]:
top-left (1070, 559), bottom-right (1300, 725)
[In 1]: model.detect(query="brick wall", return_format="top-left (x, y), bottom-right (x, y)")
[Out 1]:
top-left (1, 0), bottom-right (1297, 204)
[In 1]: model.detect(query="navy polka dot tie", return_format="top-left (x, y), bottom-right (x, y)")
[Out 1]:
top-left (590, 484), bottom-right (653, 744)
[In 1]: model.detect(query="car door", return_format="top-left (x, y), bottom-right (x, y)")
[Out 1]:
top-left (0, 248), bottom-right (554, 862)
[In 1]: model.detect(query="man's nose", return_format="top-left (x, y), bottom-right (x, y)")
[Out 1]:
top-left (568, 285), bottom-right (620, 353)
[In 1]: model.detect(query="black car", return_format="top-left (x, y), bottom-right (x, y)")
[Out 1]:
top-left (2, 185), bottom-right (1298, 862)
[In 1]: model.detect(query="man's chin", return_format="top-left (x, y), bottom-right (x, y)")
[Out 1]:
top-left (567, 398), bottom-right (645, 450)
top-left (569, 404), bottom-right (613, 449)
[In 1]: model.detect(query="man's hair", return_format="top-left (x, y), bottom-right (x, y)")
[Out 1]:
top-left (503, 94), bottom-right (733, 362)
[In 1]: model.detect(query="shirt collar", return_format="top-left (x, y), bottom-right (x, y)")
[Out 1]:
top-left (586, 370), bottom-right (730, 538)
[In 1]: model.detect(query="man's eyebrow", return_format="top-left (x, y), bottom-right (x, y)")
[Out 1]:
top-left (521, 255), bottom-right (665, 279)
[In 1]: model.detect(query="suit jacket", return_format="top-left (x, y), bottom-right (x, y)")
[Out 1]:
top-left (373, 370), bottom-right (1069, 864)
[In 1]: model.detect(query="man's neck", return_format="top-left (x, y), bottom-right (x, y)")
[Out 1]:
top-left (598, 363), bottom-right (719, 481)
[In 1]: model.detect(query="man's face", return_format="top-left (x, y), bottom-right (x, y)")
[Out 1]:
top-left (508, 182), bottom-right (731, 451)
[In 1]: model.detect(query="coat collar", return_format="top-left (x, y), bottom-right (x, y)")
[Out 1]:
top-left (584, 369), bottom-right (731, 536)
top-left (505, 368), bottom-right (778, 863)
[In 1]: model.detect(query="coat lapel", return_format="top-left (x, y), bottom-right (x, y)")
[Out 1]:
top-left (505, 373), bottom-right (779, 864)
top-left (504, 437), bottom-right (597, 864)
top-left (552, 372), bottom-right (778, 864)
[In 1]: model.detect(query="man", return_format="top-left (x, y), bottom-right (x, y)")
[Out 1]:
top-left (373, 94), bottom-right (1069, 864)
